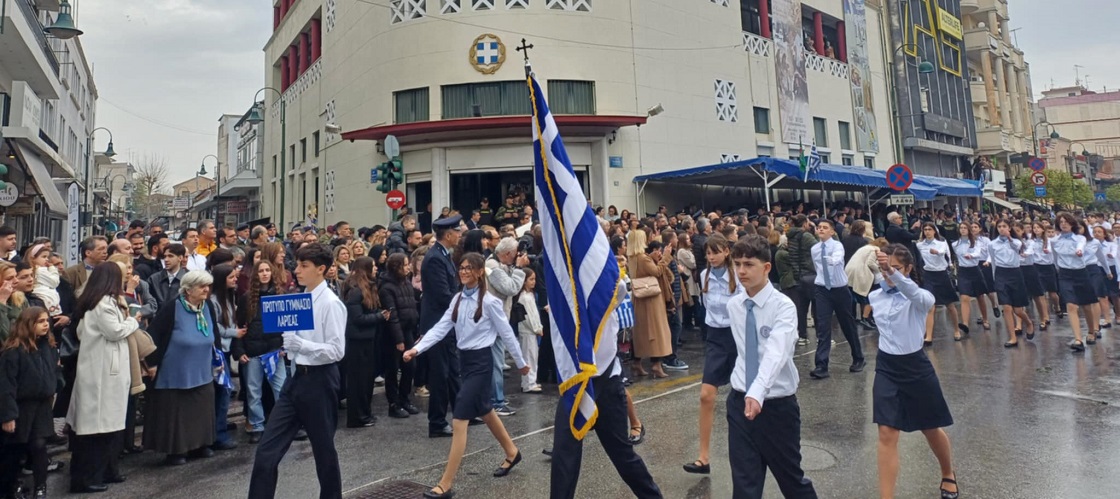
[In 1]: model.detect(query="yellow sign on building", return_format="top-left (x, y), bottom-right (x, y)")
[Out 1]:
top-left (938, 8), bottom-right (963, 40)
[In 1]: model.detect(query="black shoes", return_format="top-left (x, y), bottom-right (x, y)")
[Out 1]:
top-left (388, 405), bottom-right (410, 419)
top-left (429, 426), bottom-right (454, 438)
top-left (809, 368), bottom-right (830, 379)
top-left (422, 486), bottom-right (455, 499)
top-left (542, 448), bottom-right (553, 456)
top-left (401, 402), bottom-right (421, 415)
top-left (628, 425), bottom-right (646, 445)
top-left (849, 360), bottom-right (866, 373)
top-left (163, 454), bottom-right (188, 466)
top-left (468, 418), bottom-right (485, 426)
top-left (69, 484), bottom-right (109, 494)
top-left (682, 460), bottom-right (711, 474)
top-left (105, 475), bottom-right (126, 484)
top-left (212, 440), bottom-right (238, 451)
top-left (347, 418), bottom-right (377, 428)
top-left (492, 451), bottom-right (522, 477)
top-left (294, 430), bottom-right (309, 441)
top-left (188, 447), bottom-right (214, 459)
top-left (248, 432), bottom-right (262, 444)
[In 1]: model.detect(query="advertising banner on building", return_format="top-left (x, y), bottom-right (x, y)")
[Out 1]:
top-left (844, 0), bottom-right (879, 153)
top-left (772, 0), bottom-right (810, 144)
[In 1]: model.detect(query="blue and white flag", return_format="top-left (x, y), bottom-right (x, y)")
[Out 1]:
top-left (809, 143), bottom-right (823, 174)
top-left (213, 346), bottom-right (234, 390)
top-left (261, 350), bottom-right (282, 381)
top-left (529, 73), bottom-right (621, 440)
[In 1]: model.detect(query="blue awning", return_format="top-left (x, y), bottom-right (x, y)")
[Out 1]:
top-left (633, 157), bottom-right (938, 200)
top-left (913, 175), bottom-right (983, 197)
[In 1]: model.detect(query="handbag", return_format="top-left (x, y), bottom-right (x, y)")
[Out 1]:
top-left (59, 324), bottom-right (80, 360)
top-left (630, 276), bottom-right (661, 299)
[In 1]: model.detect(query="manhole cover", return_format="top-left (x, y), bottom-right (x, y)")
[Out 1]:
top-left (348, 480), bottom-right (432, 499)
top-left (800, 444), bottom-right (837, 471)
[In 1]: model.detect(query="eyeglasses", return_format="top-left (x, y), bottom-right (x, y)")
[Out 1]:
top-left (458, 266), bottom-right (475, 273)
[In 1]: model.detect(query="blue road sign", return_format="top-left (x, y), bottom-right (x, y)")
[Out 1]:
top-left (1096, 192), bottom-right (1107, 202)
top-left (1029, 157), bottom-right (1046, 172)
top-left (886, 164), bottom-right (914, 191)
top-left (370, 168), bottom-right (379, 183)
top-left (260, 293), bottom-right (314, 333)
top-left (1035, 186), bottom-right (1047, 197)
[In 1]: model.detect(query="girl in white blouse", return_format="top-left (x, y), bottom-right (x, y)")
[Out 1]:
top-left (403, 253), bottom-right (529, 499)
top-left (916, 223), bottom-right (963, 343)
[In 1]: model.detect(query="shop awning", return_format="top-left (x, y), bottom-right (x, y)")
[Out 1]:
top-left (632, 157), bottom-right (939, 200)
top-left (914, 176), bottom-right (983, 197)
top-left (15, 144), bottom-right (67, 215)
top-left (983, 195), bottom-right (1023, 211)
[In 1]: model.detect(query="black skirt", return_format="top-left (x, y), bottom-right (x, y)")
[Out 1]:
top-left (873, 349), bottom-right (953, 432)
top-left (921, 269), bottom-right (959, 305)
top-left (993, 266), bottom-right (1029, 308)
top-left (143, 383), bottom-right (216, 455)
top-left (1020, 265), bottom-right (1045, 298)
top-left (1058, 267), bottom-right (1097, 306)
top-left (956, 266), bottom-right (990, 297)
top-left (1110, 266), bottom-right (1120, 298)
top-left (1089, 265), bottom-right (1111, 299)
top-left (1036, 264), bottom-right (1059, 293)
top-left (702, 327), bottom-right (737, 387)
top-left (0, 398), bottom-right (53, 444)
top-left (454, 347), bottom-right (494, 421)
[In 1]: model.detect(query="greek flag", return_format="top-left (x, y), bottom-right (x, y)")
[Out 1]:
top-left (530, 73), bottom-right (621, 440)
top-left (809, 143), bottom-right (823, 174)
top-left (615, 292), bottom-right (635, 330)
top-left (261, 350), bottom-right (281, 381)
top-left (213, 347), bottom-right (234, 390)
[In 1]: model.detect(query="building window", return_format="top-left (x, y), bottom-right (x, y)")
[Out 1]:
top-left (819, 153), bottom-right (830, 164)
top-left (441, 81), bottom-right (531, 119)
top-left (313, 131), bottom-right (321, 157)
top-left (547, 0), bottom-right (591, 12)
top-left (547, 80), bottom-right (595, 115)
top-left (394, 87), bottom-right (430, 123)
top-left (273, 156), bottom-right (278, 177)
top-left (506, 0), bottom-right (528, 8)
top-left (838, 121), bottom-right (851, 150)
top-left (715, 80), bottom-right (737, 122)
top-left (471, 0), bottom-right (493, 10)
top-left (842, 155), bottom-right (853, 166)
top-left (441, 0), bottom-right (461, 13)
top-left (300, 138), bottom-right (307, 162)
top-left (390, 0), bottom-right (427, 24)
top-left (813, 117), bottom-right (828, 147)
top-left (753, 107), bottom-right (770, 133)
top-left (864, 157), bottom-right (874, 169)
top-left (290, 145), bottom-right (296, 166)
top-left (740, 0), bottom-right (770, 36)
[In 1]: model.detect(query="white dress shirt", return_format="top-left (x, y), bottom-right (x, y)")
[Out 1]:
top-left (953, 239), bottom-right (982, 268)
top-left (1033, 238), bottom-right (1054, 266)
top-left (1081, 239), bottom-right (1107, 268)
top-left (729, 282), bottom-right (799, 406)
top-left (414, 288), bottom-right (527, 368)
top-left (869, 271), bottom-right (934, 355)
top-left (185, 250), bottom-right (207, 272)
top-left (811, 238), bottom-right (849, 288)
top-left (916, 239), bottom-right (951, 272)
top-left (1052, 233), bottom-right (1087, 269)
top-left (989, 236), bottom-right (1023, 268)
top-left (285, 281), bottom-right (347, 366)
top-left (701, 266), bottom-right (742, 328)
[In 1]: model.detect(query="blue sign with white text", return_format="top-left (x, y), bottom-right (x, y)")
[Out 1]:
top-left (261, 293), bottom-right (314, 333)
top-left (1096, 192), bottom-right (1107, 202)
top-left (370, 169), bottom-right (379, 183)
top-left (1035, 186), bottom-right (1047, 197)
top-left (609, 156), bottom-right (623, 168)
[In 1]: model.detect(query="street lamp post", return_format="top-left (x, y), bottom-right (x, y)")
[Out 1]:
top-left (1031, 120), bottom-right (1060, 157)
top-left (1069, 141), bottom-right (1093, 192)
top-left (245, 88), bottom-right (285, 231)
top-left (104, 174), bottom-right (128, 228)
top-left (84, 128), bottom-right (115, 237)
top-left (201, 154), bottom-right (220, 224)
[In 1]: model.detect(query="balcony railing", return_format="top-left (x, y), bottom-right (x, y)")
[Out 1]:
top-left (15, 0), bottom-right (61, 76)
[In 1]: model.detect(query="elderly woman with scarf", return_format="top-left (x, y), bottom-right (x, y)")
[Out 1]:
top-left (143, 270), bottom-right (222, 466)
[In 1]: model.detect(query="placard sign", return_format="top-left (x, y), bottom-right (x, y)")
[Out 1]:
top-left (260, 293), bottom-right (314, 333)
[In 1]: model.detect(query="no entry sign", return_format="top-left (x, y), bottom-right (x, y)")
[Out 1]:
top-left (1030, 171), bottom-right (1047, 186)
top-left (386, 189), bottom-right (406, 210)
top-left (886, 164), bottom-right (913, 192)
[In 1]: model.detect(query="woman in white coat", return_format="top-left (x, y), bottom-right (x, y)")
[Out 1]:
top-left (67, 262), bottom-right (141, 494)
top-left (846, 237), bottom-right (888, 329)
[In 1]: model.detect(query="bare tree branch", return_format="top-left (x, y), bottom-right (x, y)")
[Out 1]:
top-left (131, 153), bottom-right (172, 221)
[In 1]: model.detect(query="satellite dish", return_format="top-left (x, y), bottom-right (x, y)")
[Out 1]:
top-left (385, 135), bottom-right (400, 158)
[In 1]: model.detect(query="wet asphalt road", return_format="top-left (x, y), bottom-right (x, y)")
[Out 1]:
top-left (36, 303), bottom-right (1120, 498)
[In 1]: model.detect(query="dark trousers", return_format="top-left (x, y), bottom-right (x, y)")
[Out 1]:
top-left (248, 364), bottom-right (342, 499)
top-left (382, 337), bottom-right (415, 406)
top-left (345, 338), bottom-right (379, 425)
top-left (788, 285), bottom-right (813, 340)
top-left (666, 309), bottom-right (682, 362)
top-left (69, 431), bottom-right (122, 489)
top-left (1, 437), bottom-right (46, 492)
top-left (549, 373), bottom-right (662, 499)
top-left (215, 351), bottom-right (233, 445)
top-left (727, 393), bottom-right (817, 499)
top-left (425, 336), bottom-right (461, 431)
top-left (813, 285), bottom-right (863, 370)
top-left (537, 309), bottom-right (558, 384)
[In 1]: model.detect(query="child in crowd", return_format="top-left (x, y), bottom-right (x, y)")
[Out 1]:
top-left (0, 307), bottom-right (58, 499)
top-left (26, 245), bottom-right (62, 317)
top-left (517, 268), bottom-right (543, 393)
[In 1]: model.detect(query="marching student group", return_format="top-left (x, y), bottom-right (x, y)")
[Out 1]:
top-left (2, 201), bottom-right (1114, 498)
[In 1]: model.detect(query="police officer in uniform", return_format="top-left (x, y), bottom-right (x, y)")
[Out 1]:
top-left (420, 215), bottom-right (465, 437)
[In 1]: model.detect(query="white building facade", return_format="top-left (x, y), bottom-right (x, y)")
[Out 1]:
top-left (0, 0), bottom-right (98, 241)
top-left (260, 0), bottom-right (898, 228)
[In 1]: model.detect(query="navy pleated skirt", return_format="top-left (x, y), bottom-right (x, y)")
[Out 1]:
top-left (454, 347), bottom-right (494, 420)
top-left (1036, 264), bottom-right (1059, 293)
top-left (956, 266), bottom-right (990, 297)
top-left (1089, 265), bottom-right (1111, 299)
top-left (1020, 265), bottom-right (1045, 298)
top-left (921, 269), bottom-right (959, 305)
top-left (993, 266), bottom-right (1028, 308)
top-left (873, 349), bottom-right (953, 432)
top-left (1058, 267), bottom-right (1097, 306)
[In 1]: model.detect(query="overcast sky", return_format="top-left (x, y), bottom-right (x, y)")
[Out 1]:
top-left (76, 0), bottom-right (1116, 188)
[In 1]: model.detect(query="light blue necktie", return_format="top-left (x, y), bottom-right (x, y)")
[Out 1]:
top-left (820, 241), bottom-right (832, 288)
top-left (744, 300), bottom-right (760, 386)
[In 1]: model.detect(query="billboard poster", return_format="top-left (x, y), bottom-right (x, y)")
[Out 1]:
top-left (772, 0), bottom-right (810, 145)
top-left (844, 0), bottom-right (880, 153)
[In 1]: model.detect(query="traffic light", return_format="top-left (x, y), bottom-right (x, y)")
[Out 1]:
top-left (376, 161), bottom-right (391, 193)
top-left (375, 157), bottom-right (403, 193)
top-left (388, 157), bottom-right (403, 183)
